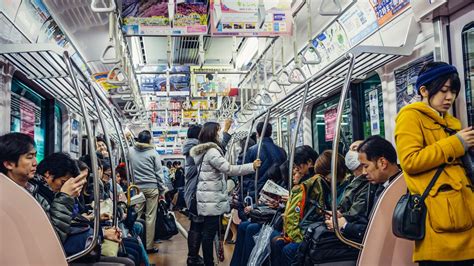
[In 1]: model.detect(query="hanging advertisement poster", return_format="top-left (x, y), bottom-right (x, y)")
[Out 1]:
top-left (311, 22), bottom-right (350, 72)
top-left (324, 107), bottom-right (337, 142)
top-left (122, 0), bottom-right (207, 35)
top-left (395, 53), bottom-right (433, 111)
top-left (190, 66), bottom-right (240, 97)
top-left (210, 0), bottom-right (292, 36)
top-left (289, 117), bottom-right (304, 147)
top-left (139, 66), bottom-right (191, 96)
top-left (338, 1), bottom-right (378, 46)
top-left (70, 119), bottom-right (80, 154)
top-left (368, 89), bottom-right (380, 135)
top-left (369, 0), bottom-right (410, 26)
top-left (20, 98), bottom-right (36, 139)
top-left (92, 72), bottom-right (120, 91)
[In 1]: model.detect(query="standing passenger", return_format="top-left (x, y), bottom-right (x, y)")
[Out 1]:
top-left (395, 62), bottom-right (474, 265)
top-left (190, 122), bottom-right (261, 266)
top-left (128, 130), bottom-right (166, 253)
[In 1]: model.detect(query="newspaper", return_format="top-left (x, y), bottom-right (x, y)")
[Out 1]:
top-left (258, 180), bottom-right (289, 204)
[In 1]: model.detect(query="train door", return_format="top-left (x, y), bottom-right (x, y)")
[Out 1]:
top-left (449, 5), bottom-right (474, 126)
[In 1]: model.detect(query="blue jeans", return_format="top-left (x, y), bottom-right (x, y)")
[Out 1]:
top-left (230, 221), bottom-right (262, 266)
top-left (270, 233), bottom-right (300, 266)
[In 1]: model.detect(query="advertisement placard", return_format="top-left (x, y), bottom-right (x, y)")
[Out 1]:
top-left (324, 107), bottom-right (337, 142)
top-left (210, 0), bottom-right (292, 36)
top-left (122, 0), bottom-right (207, 35)
top-left (369, 0), bottom-right (410, 26)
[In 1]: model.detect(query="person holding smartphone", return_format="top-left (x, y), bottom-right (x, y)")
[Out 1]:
top-left (395, 62), bottom-right (474, 265)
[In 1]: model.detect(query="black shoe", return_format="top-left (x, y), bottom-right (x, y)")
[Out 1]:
top-left (146, 247), bottom-right (159, 254)
top-left (187, 256), bottom-right (205, 266)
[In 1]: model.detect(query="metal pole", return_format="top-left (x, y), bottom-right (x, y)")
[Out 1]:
top-left (108, 108), bottom-right (131, 188)
top-left (254, 109), bottom-right (272, 203)
top-left (116, 118), bottom-right (136, 184)
top-left (240, 119), bottom-right (256, 201)
top-left (89, 84), bottom-right (118, 227)
top-left (288, 84), bottom-right (309, 190)
top-left (63, 52), bottom-right (100, 262)
top-left (330, 53), bottom-right (363, 250)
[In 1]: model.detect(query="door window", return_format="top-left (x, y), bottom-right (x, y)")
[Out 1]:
top-left (462, 23), bottom-right (474, 126)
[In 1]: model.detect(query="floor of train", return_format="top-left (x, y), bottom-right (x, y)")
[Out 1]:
top-left (148, 212), bottom-right (234, 265)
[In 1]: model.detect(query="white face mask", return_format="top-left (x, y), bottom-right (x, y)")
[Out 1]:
top-left (345, 150), bottom-right (361, 171)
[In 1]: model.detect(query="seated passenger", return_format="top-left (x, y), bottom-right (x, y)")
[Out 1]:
top-left (230, 146), bottom-right (316, 266)
top-left (271, 150), bottom-right (349, 266)
top-left (325, 136), bottom-right (401, 242)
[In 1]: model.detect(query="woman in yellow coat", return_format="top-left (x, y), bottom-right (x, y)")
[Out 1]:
top-left (395, 62), bottom-right (474, 265)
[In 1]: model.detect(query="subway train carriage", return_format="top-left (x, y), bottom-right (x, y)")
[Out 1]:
top-left (1, 0), bottom-right (473, 265)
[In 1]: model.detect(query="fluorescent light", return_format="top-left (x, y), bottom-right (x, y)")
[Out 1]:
top-left (236, 38), bottom-right (258, 69)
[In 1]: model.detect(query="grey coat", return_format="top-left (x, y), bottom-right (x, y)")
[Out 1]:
top-left (128, 142), bottom-right (166, 193)
top-left (190, 142), bottom-right (255, 216)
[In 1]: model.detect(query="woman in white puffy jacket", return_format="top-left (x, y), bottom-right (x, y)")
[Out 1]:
top-left (190, 122), bottom-right (261, 266)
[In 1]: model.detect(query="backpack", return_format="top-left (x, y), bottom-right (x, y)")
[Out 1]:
top-left (184, 151), bottom-right (207, 215)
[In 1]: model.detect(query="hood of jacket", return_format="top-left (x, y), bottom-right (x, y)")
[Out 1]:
top-left (190, 142), bottom-right (223, 164)
top-left (183, 138), bottom-right (199, 155)
top-left (397, 102), bottom-right (461, 131)
top-left (134, 142), bottom-right (155, 151)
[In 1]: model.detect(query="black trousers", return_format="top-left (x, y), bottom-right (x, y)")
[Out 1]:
top-left (195, 216), bottom-right (219, 266)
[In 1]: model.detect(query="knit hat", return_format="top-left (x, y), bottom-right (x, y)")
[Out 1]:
top-left (345, 150), bottom-right (360, 171)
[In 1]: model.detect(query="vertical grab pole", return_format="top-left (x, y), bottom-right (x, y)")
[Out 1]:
top-left (63, 52), bottom-right (100, 262)
top-left (330, 53), bottom-right (362, 250)
top-left (116, 116), bottom-right (136, 185)
top-left (240, 119), bottom-right (256, 201)
top-left (108, 106), bottom-right (132, 188)
top-left (288, 84), bottom-right (309, 190)
top-left (89, 84), bottom-right (118, 227)
top-left (254, 109), bottom-right (272, 203)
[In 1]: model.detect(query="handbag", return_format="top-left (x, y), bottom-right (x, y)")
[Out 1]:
top-left (154, 200), bottom-right (179, 240)
top-left (392, 164), bottom-right (446, 240)
top-left (249, 206), bottom-right (278, 224)
top-left (123, 185), bottom-right (140, 230)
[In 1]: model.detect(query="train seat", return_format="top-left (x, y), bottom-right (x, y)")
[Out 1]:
top-left (0, 173), bottom-right (68, 266)
top-left (357, 173), bottom-right (416, 266)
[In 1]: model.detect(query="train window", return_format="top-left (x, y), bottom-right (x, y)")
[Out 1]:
top-left (359, 75), bottom-right (385, 138)
top-left (280, 117), bottom-right (289, 154)
top-left (54, 105), bottom-right (62, 152)
top-left (10, 78), bottom-right (46, 161)
top-left (312, 95), bottom-right (353, 154)
top-left (462, 22), bottom-right (474, 126)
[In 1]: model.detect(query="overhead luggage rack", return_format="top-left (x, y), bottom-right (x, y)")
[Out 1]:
top-left (0, 44), bottom-right (119, 134)
top-left (238, 16), bottom-right (419, 125)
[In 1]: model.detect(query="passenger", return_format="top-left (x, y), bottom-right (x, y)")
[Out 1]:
top-left (230, 162), bottom-right (286, 266)
top-left (220, 119), bottom-right (233, 153)
top-left (183, 124), bottom-right (205, 266)
top-left (394, 62), bottom-right (474, 264)
top-left (271, 150), bottom-right (348, 266)
top-left (190, 122), bottom-right (261, 266)
top-left (243, 122), bottom-right (287, 199)
top-left (96, 136), bottom-right (109, 158)
top-left (114, 162), bottom-right (127, 202)
top-left (80, 154), bottom-right (105, 204)
top-left (101, 159), bottom-right (112, 200)
top-left (128, 130), bottom-right (166, 254)
top-left (161, 160), bottom-right (173, 192)
top-left (172, 160), bottom-right (185, 210)
top-left (337, 142), bottom-right (368, 216)
top-left (325, 136), bottom-right (400, 242)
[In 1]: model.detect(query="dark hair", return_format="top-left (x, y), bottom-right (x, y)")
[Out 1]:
top-left (96, 136), bottom-right (106, 144)
top-left (198, 122), bottom-right (221, 145)
top-left (256, 122), bottom-right (272, 138)
top-left (357, 135), bottom-right (397, 164)
top-left (418, 62), bottom-right (461, 99)
top-left (101, 159), bottom-right (111, 171)
top-left (79, 154), bottom-right (103, 171)
top-left (115, 163), bottom-right (127, 181)
top-left (173, 161), bottom-right (179, 167)
top-left (314, 150), bottom-right (347, 182)
top-left (266, 163), bottom-right (283, 182)
top-left (0, 133), bottom-right (36, 175)
top-left (37, 153), bottom-right (80, 179)
top-left (187, 124), bottom-right (202, 139)
top-left (294, 145), bottom-right (319, 166)
top-left (76, 160), bottom-right (89, 172)
top-left (166, 161), bottom-right (172, 168)
top-left (138, 130), bottom-right (152, 144)
top-left (279, 160), bottom-right (289, 182)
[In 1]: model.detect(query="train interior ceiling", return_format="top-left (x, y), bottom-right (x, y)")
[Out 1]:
top-left (1, 0), bottom-right (473, 265)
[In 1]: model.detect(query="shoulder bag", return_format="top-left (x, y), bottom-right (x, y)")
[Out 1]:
top-left (392, 164), bottom-right (445, 240)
